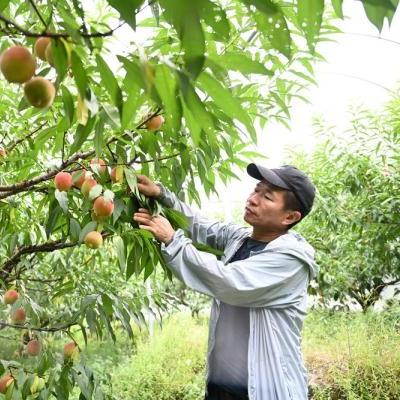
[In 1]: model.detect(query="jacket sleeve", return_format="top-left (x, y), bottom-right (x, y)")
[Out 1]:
top-left (161, 229), bottom-right (310, 308)
top-left (157, 184), bottom-right (248, 251)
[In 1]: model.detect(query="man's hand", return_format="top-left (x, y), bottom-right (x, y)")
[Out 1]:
top-left (137, 174), bottom-right (161, 198)
top-left (133, 208), bottom-right (175, 244)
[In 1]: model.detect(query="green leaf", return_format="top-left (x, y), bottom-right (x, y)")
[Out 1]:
top-left (52, 39), bottom-right (69, 83)
top-left (71, 50), bottom-right (88, 98)
top-left (362, 0), bottom-right (397, 31)
top-left (208, 52), bottom-right (272, 76)
top-left (55, 190), bottom-right (69, 214)
top-left (177, 71), bottom-right (214, 135)
top-left (127, 238), bottom-right (143, 280)
top-left (297, 0), bottom-right (324, 53)
top-left (159, 0), bottom-right (205, 78)
top-left (46, 200), bottom-right (63, 238)
top-left (124, 167), bottom-right (138, 196)
top-left (96, 54), bottom-right (123, 114)
top-left (79, 221), bottom-right (98, 243)
top-left (101, 293), bottom-right (113, 317)
top-left (107, 0), bottom-right (145, 31)
top-left (243, 0), bottom-right (291, 58)
top-left (114, 236), bottom-right (126, 273)
top-left (331, 0), bottom-right (344, 18)
top-left (61, 85), bottom-right (75, 126)
top-left (69, 218), bottom-right (81, 242)
top-left (69, 117), bottom-right (96, 155)
top-left (121, 84), bottom-right (140, 130)
top-left (94, 112), bottom-right (105, 157)
top-left (200, 0), bottom-right (230, 41)
top-left (154, 65), bottom-right (181, 132)
top-left (0, 0), bottom-right (11, 12)
top-left (197, 72), bottom-right (256, 142)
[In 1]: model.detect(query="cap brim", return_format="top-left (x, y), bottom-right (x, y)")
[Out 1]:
top-left (247, 163), bottom-right (290, 190)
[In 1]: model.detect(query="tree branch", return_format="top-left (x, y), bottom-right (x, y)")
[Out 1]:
top-left (0, 320), bottom-right (77, 333)
top-left (0, 239), bottom-right (77, 281)
top-left (0, 13), bottom-right (126, 38)
top-left (0, 108), bottom-right (164, 199)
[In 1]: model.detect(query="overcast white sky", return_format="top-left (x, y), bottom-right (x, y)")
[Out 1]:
top-left (200, 1), bottom-right (400, 218)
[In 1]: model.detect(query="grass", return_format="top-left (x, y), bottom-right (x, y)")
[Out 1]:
top-left (2, 309), bottom-right (398, 399)
top-left (96, 313), bottom-right (208, 400)
top-left (303, 308), bottom-right (400, 399)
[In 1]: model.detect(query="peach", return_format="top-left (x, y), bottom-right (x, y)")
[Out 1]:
top-left (11, 307), bottom-right (26, 325)
top-left (0, 374), bottom-right (13, 394)
top-left (4, 289), bottom-right (19, 305)
top-left (0, 46), bottom-right (36, 83)
top-left (24, 77), bottom-right (56, 108)
top-left (63, 341), bottom-right (78, 359)
top-left (0, 147), bottom-right (6, 158)
top-left (34, 37), bottom-right (51, 61)
top-left (54, 171), bottom-right (73, 191)
top-left (72, 170), bottom-right (88, 189)
top-left (81, 178), bottom-right (97, 197)
top-left (145, 115), bottom-right (165, 131)
top-left (84, 231), bottom-right (103, 249)
top-left (26, 339), bottom-right (41, 356)
top-left (111, 167), bottom-right (123, 183)
top-left (93, 196), bottom-right (114, 217)
top-left (90, 158), bottom-right (106, 175)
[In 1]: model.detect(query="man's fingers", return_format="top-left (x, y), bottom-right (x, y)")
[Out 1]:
top-left (138, 208), bottom-right (150, 213)
top-left (138, 224), bottom-right (154, 234)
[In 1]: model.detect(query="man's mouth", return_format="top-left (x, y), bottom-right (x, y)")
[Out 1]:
top-left (245, 207), bottom-right (255, 215)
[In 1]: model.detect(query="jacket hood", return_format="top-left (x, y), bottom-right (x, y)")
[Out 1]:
top-left (265, 230), bottom-right (319, 280)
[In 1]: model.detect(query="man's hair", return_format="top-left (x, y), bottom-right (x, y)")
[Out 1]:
top-left (266, 181), bottom-right (303, 229)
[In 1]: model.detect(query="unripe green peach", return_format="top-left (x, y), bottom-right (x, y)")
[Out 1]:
top-left (54, 171), bottom-right (73, 191)
top-left (63, 341), bottom-right (78, 359)
top-left (111, 167), bottom-right (124, 183)
top-left (84, 231), bottom-right (103, 249)
top-left (11, 307), bottom-right (26, 325)
top-left (24, 77), bottom-right (56, 108)
top-left (145, 115), bottom-right (165, 131)
top-left (0, 374), bottom-right (13, 394)
top-left (0, 46), bottom-right (36, 83)
top-left (93, 196), bottom-right (114, 217)
top-left (81, 178), bottom-right (97, 197)
top-left (34, 37), bottom-right (51, 61)
top-left (4, 289), bottom-right (19, 305)
top-left (90, 158), bottom-right (106, 175)
top-left (26, 339), bottom-right (41, 356)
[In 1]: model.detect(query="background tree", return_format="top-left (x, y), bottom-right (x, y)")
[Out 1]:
top-left (0, 0), bottom-right (399, 398)
top-left (293, 98), bottom-right (400, 312)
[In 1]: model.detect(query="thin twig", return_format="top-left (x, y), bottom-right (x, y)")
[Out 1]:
top-left (0, 320), bottom-right (77, 332)
top-left (7, 122), bottom-right (47, 153)
top-left (0, 13), bottom-right (125, 38)
top-left (27, 0), bottom-right (47, 29)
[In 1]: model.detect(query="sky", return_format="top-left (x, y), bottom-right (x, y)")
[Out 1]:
top-left (200, 1), bottom-right (400, 218)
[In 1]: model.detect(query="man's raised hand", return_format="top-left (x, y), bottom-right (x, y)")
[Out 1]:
top-left (137, 174), bottom-right (161, 198)
top-left (133, 208), bottom-right (175, 244)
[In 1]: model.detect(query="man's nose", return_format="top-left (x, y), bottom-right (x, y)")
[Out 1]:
top-left (247, 193), bottom-right (258, 205)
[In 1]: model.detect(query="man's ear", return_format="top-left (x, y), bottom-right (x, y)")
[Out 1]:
top-left (283, 210), bottom-right (302, 226)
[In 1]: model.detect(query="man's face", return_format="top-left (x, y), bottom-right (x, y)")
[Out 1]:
top-left (244, 180), bottom-right (296, 231)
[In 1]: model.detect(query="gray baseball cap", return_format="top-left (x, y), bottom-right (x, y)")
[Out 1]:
top-left (247, 163), bottom-right (316, 216)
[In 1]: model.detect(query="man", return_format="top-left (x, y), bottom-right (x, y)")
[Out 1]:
top-left (133, 164), bottom-right (318, 400)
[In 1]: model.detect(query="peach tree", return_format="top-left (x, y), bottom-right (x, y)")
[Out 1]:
top-left (0, 0), bottom-right (398, 398)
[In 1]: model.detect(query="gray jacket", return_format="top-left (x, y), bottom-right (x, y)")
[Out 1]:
top-left (158, 186), bottom-right (318, 400)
